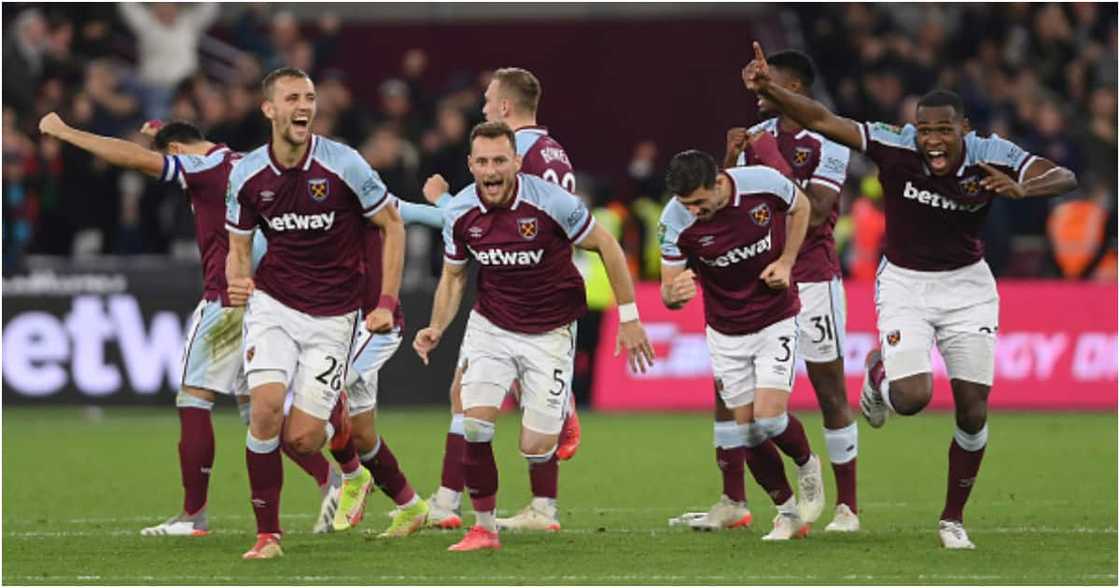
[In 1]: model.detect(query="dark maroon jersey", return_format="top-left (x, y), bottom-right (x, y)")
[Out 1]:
top-left (443, 173), bottom-right (595, 334)
top-left (161, 144), bottom-right (240, 305)
top-left (740, 118), bottom-right (850, 282)
top-left (225, 135), bottom-right (392, 316)
top-left (659, 166), bottom-right (802, 335)
top-left (516, 127), bottom-right (576, 193)
top-left (858, 122), bottom-right (1036, 271)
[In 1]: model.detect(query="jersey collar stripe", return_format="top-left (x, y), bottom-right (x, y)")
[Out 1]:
top-left (722, 170), bottom-right (741, 207)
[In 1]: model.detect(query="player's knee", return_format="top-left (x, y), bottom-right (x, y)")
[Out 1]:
top-left (955, 402), bottom-right (988, 434)
top-left (889, 376), bottom-right (933, 415)
top-left (520, 443), bottom-right (557, 463)
top-left (350, 422), bottom-right (378, 452)
top-left (744, 421), bottom-right (769, 448)
top-left (753, 413), bottom-right (790, 440)
top-left (284, 430), bottom-right (322, 456)
top-left (463, 417), bottom-right (495, 443)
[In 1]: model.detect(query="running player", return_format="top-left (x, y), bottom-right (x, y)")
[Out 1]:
top-left (744, 42), bottom-right (1077, 548)
top-left (679, 49), bottom-right (857, 533)
top-left (659, 149), bottom-right (825, 541)
top-left (35, 113), bottom-right (343, 537)
top-left (225, 67), bottom-right (408, 559)
top-left (413, 121), bottom-right (654, 552)
top-left (421, 67), bottom-right (581, 532)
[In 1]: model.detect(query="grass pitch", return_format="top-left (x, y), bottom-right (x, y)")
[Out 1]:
top-left (2, 406), bottom-right (1116, 585)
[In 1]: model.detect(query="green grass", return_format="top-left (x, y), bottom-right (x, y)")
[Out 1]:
top-left (2, 407), bottom-right (1116, 585)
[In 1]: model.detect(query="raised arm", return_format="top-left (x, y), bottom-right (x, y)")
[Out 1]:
top-left (412, 261), bottom-right (468, 365)
top-left (576, 223), bottom-right (655, 373)
top-left (39, 112), bottom-right (164, 176)
top-left (744, 42), bottom-right (863, 152)
top-left (366, 203), bottom-right (405, 333)
top-left (979, 159), bottom-right (1078, 200)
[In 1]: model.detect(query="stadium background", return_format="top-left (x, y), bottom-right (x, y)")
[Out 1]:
top-left (2, 3), bottom-right (1116, 410)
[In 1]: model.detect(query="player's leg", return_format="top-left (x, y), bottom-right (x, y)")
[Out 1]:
top-left (671, 387), bottom-right (753, 531)
top-left (496, 322), bottom-right (574, 532)
top-left (862, 265), bottom-right (937, 425)
top-left (933, 283), bottom-right (998, 549)
top-left (799, 278), bottom-right (859, 531)
top-left (449, 313), bottom-right (513, 551)
top-left (349, 410), bottom-right (428, 537)
top-left (426, 365), bottom-right (468, 528)
top-left (243, 376), bottom-right (288, 559)
top-left (265, 391), bottom-right (340, 535)
top-left (142, 300), bottom-right (236, 537)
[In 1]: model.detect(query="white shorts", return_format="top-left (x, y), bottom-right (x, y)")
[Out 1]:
top-left (242, 290), bottom-right (360, 420)
top-left (458, 311), bottom-right (575, 435)
top-left (706, 315), bottom-right (799, 408)
top-left (180, 299), bottom-right (247, 396)
top-left (346, 325), bottom-right (403, 416)
top-left (875, 259), bottom-right (999, 385)
top-left (797, 277), bottom-right (847, 363)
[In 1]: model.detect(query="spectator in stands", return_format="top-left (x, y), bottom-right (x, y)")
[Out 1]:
top-left (117, 2), bottom-right (220, 119)
top-left (3, 9), bottom-right (50, 114)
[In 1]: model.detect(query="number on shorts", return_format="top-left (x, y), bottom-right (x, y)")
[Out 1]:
top-left (810, 315), bottom-right (834, 343)
top-left (549, 368), bottom-right (565, 396)
top-left (315, 356), bottom-right (343, 391)
top-left (541, 169), bottom-right (576, 193)
top-left (774, 336), bottom-right (792, 363)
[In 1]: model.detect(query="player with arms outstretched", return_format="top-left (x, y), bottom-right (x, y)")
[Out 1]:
top-left (225, 67), bottom-right (410, 559)
top-left (413, 121), bottom-right (654, 552)
top-left (681, 49), bottom-right (858, 533)
top-left (660, 150), bottom-right (825, 541)
top-left (36, 114), bottom-right (344, 537)
top-left (421, 67), bottom-right (582, 532)
top-left (744, 42), bottom-right (1077, 548)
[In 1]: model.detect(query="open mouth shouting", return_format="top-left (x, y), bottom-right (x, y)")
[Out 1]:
top-left (480, 176), bottom-right (506, 200)
top-left (925, 148), bottom-right (949, 173)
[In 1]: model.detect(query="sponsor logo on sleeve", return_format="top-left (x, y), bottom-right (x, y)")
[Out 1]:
top-left (359, 176), bottom-right (382, 199)
top-left (307, 178), bottom-right (330, 202)
top-left (750, 203), bottom-right (772, 227)
top-left (821, 155), bottom-right (847, 177)
top-left (872, 122), bottom-right (903, 135)
top-left (517, 217), bottom-right (538, 240)
top-left (657, 223), bottom-right (668, 244)
top-left (566, 204), bottom-right (586, 229)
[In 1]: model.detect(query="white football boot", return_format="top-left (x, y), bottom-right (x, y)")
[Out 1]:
top-left (824, 504), bottom-right (861, 532)
top-left (312, 467), bottom-right (342, 534)
top-left (495, 497), bottom-right (561, 532)
top-left (669, 495), bottom-right (752, 531)
top-left (140, 510), bottom-right (209, 536)
top-left (406, 487), bottom-right (461, 529)
top-left (938, 520), bottom-right (976, 549)
top-left (762, 498), bottom-right (809, 541)
top-left (860, 349), bottom-right (889, 428)
top-left (796, 454), bottom-right (825, 523)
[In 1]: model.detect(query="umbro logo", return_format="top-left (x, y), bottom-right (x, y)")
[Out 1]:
top-left (699, 235), bottom-right (716, 247)
top-left (260, 191), bottom-right (275, 202)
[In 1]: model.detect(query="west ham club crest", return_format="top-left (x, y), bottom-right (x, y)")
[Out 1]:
top-left (750, 203), bottom-right (772, 227)
top-left (959, 176), bottom-right (981, 196)
top-left (308, 178), bottom-right (329, 202)
top-left (518, 217), bottom-right (538, 240)
top-left (793, 146), bottom-right (813, 167)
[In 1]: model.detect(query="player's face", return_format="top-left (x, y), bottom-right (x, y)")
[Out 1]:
top-left (678, 175), bottom-right (730, 221)
top-left (482, 80), bottom-right (507, 123)
top-left (915, 105), bottom-right (966, 176)
top-left (468, 135), bottom-right (523, 206)
top-left (263, 76), bottom-right (317, 147)
top-left (757, 67), bottom-right (799, 115)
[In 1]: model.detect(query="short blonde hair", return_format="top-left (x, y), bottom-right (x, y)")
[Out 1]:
top-left (492, 67), bottom-right (541, 115)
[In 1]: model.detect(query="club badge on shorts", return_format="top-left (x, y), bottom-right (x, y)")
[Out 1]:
top-left (886, 330), bottom-right (901, 346)
top-left (308, 178), bottom-right (330, 202)
top-left (750, 203), bottom-right (772, 227)
top-left (518, 217), bottom-right (538, 240)
top-left (793, 146), bottom-right (812, 167)
top-left (246, 346), bottom-right (256, 362)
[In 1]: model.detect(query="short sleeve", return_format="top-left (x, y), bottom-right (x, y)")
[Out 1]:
top-left (810, 139), bottom-right (849, 191)
top-left (224, 180), bottom-right (257, 235)
top-left (974, 134), bottom-right (1035, 183)
top-left (731, 166), bottom-right (797, 211)
top-left (543, 184), bottom-right (595, 243)
top-left (441, 206), bottom-right (468, 265)
top-left (858, 121), bottom-right (917, 164)
top-left (658, 203), bottom-right (688, 267)
top-left (338, 148), bottom-right (391, 217)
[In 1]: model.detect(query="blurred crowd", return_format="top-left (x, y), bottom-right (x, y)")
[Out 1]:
top-left (2, 3), bottom-right (1116, 282)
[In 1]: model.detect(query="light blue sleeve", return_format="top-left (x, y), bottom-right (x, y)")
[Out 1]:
top-left (322, 139), bottom-right (391, 216)
top-left (435, 192), bottom-right (452, 208)
top-left (397, 199), bottom-right (444, 228)
top-left (250, 230), bottom-right (268, 273)
top-left (658, 201), bottom-right (689, 266)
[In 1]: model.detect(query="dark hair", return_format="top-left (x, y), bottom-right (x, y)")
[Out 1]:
top-left (492, 67), bottom-right (542, 115)
top-left (261, 66), bottom-right (310, 99)
top-left (153, 121), bottom-right (205, 152)
top-left (469, 120), bottom-right (517, 151)
top-left (768, 50), bottom-right (816, 89)
top-left (917, 89), bottom-right (965, 117)
top-left (665, 150), bottom-right (718, 197)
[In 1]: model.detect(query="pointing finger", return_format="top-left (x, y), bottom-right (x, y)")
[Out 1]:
top-left (753, 41), bottom-right (766, 64)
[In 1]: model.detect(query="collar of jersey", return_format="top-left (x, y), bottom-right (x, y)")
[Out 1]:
top-left (267, 135), bottom-right (317, 175)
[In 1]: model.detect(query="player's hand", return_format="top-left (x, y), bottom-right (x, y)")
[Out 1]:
top-left (666, 269), bottom-right (698, 306)
top-left (365, 307), bottom-right (394, 334)
top-left (725, 127), bottom-right (749, 161)
top-left (422, 174), bottom-right (450, 205)
top-left (38, 112), bottom-right (67, 137)
top-left (227, 277), bottom-right (255, 306)
top-left (742, 41), bottom-right (772, 93)
top-left (140, 120), bottom-right (163, 137)
top-left (760, 259), bottom-right (792, 290)
top-left (413, 326), bottom-right (443, 365)
top-left (979, 163), bottom-right (1026, 199)
top-left (615, 320), bottom-right (655, 374)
